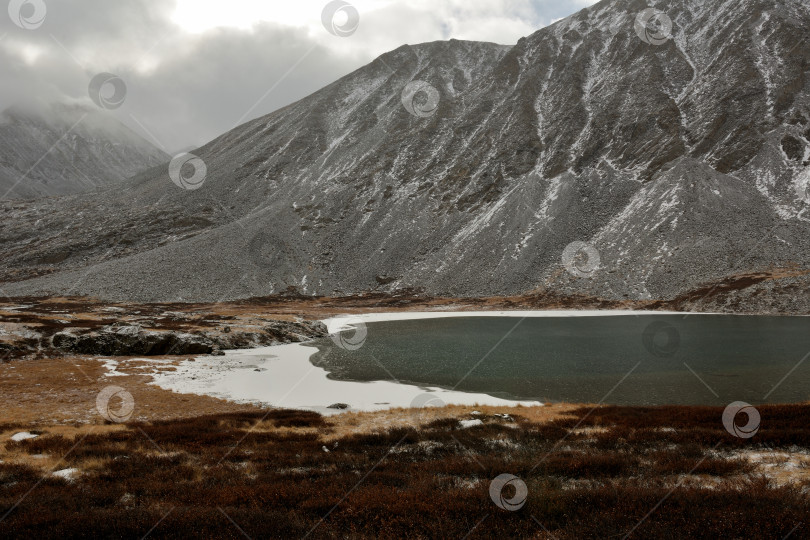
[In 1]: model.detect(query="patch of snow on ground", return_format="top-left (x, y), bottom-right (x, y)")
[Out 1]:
top-left (10, 432), bottom-right (38, 441)
top-left (52, 468), bottom-right (80, 481)
top-left (101, 359), bottom-right (127, 377)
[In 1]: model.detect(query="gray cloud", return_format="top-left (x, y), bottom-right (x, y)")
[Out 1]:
top-left (0, 0), bottom-right (596, 152)
top-left (106, 24), bottom-right (362, 152)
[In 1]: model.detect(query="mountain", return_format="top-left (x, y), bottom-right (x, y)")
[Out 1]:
top-left (0, 103), bottom-right (169, 199)
top-left (0, 0), bottom-right (809, 310)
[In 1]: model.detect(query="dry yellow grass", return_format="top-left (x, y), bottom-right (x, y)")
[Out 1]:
top-left (0, 356), bottom-right (263, 426)
top-left (321, 402), bottom-right (583, 440)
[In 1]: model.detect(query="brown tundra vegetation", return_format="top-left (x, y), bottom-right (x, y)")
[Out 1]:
top-left (2, 404), bottom-right (810, 539)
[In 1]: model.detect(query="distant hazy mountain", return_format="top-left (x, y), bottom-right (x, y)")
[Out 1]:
top-left (1, 0), bottom-right (809, 311)
top-left (0, 103), bottom-right (168, 199)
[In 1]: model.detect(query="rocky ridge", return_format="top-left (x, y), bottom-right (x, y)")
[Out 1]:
top-left (0, 0), bottom-right (808, 310)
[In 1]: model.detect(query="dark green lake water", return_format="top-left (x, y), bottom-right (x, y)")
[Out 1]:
top-left (311, 315), bottom-right (810, 406)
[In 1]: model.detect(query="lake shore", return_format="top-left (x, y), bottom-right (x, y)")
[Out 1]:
top-left (2, 297), bottom-right (809, 418)
top-left (2, 296), bottom-right (810, 537)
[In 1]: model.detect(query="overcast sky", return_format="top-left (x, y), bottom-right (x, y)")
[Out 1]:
top-left (0, 0), bottom-right (598, 153)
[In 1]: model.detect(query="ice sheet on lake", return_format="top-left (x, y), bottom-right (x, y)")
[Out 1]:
top-left (148, 342), bottom-right (540, 415)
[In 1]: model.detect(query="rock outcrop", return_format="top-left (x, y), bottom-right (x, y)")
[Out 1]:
top-left (50, 321), bottom-right (328, 356)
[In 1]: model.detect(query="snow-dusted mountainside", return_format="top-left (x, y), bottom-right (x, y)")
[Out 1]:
top-left (0, 103), bottom-right (169, 199)
top-left (1, 0), bottom-right (809, 307)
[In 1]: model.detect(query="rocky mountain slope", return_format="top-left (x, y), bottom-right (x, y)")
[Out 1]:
top-left (0, 0), bottom-right (809, 308)
top-left (0, 103), bottom-right (169, 199)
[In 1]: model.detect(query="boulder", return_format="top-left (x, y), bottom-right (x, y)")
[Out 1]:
top-left (327, 403), bottom-right (350, 410)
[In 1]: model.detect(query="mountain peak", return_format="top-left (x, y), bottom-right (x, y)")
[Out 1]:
top-left (1, 0), bottom-right (809, 304)
top-left (0, 101), bottom-right (169, 200)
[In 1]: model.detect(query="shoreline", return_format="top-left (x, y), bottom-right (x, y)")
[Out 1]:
top-left (2, 298), bottom-right (809, 420)
top-left (143, 342), bottom-right (543, 415)
top-left (141, 310), bottom-right (697, 413)
top-left (323, 309), bottom-right (708, 333)
top-left (145, 308), bottom-right (810, 414)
